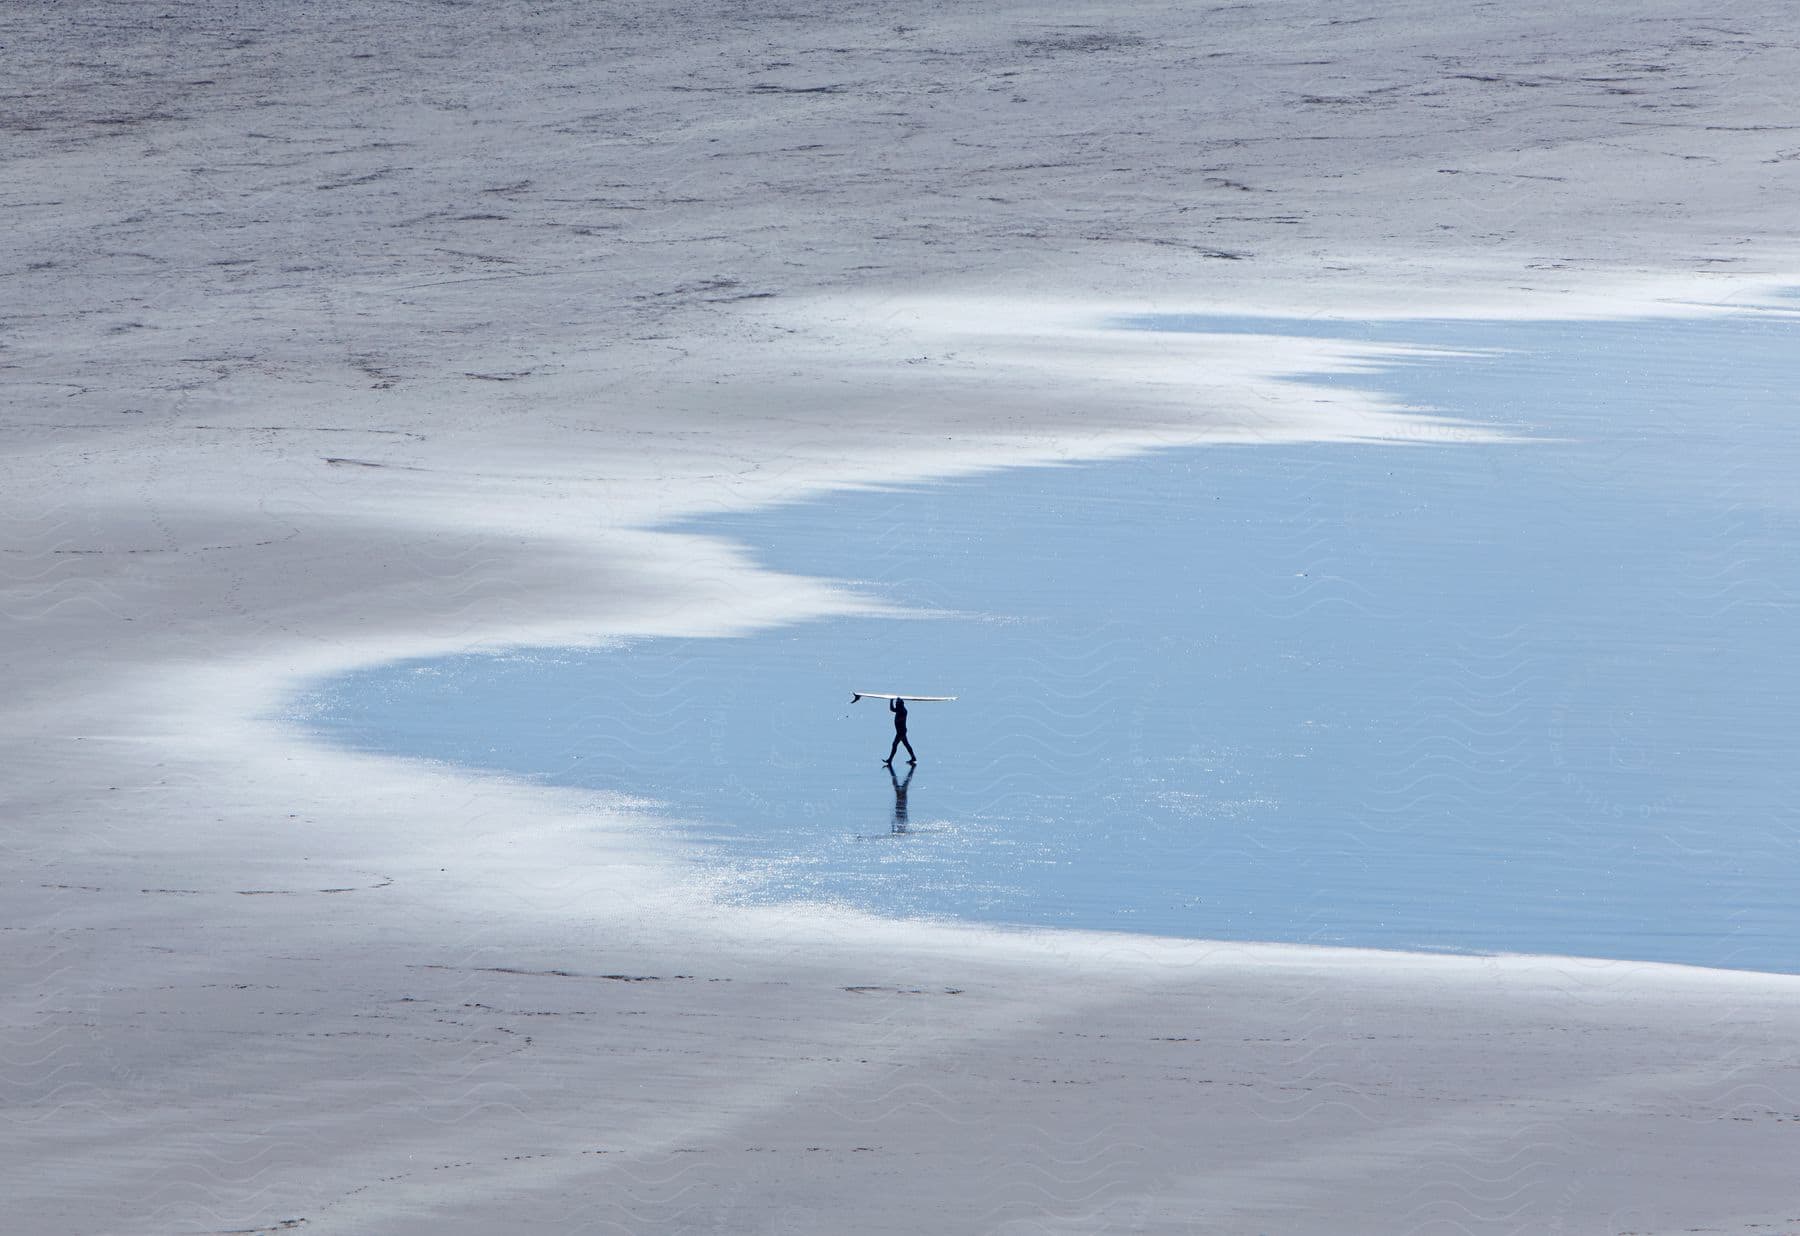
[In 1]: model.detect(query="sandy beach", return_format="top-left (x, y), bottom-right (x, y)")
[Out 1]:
top-left (7, 1), bottom-right (1800, 1231)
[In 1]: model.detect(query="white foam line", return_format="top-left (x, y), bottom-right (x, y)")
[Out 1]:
top-left (12, 1), bottom-right (1800, 1224)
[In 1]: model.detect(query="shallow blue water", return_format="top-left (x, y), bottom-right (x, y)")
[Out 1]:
top-left (301, 310), bottom-right (1800, 972)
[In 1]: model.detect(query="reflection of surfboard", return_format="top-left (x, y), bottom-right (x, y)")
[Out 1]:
top-left (851, 692), bottom-right (957, 702)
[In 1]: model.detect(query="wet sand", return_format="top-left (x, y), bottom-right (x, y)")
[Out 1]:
top-left (6, 1), bottom-right (1800, 1231)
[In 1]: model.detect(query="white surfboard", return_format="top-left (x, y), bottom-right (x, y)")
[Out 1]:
top-left (851, 692), bottom-right (958, 702)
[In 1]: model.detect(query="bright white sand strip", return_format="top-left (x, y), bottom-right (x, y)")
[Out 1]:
top-left (6, 1), bottom-right (1800, 1231)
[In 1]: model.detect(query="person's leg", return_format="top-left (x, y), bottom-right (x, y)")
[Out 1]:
top-left (901, 735), bottom-right (916, 764)
top-left (885, 736), bottom-right (900, 765)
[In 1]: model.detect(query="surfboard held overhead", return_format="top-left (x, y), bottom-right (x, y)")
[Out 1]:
top-left (851, 692), bottom-right (958, 702)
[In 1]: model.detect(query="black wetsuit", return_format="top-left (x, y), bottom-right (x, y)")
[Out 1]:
top-left (886, 698), bottom-right (916, 765)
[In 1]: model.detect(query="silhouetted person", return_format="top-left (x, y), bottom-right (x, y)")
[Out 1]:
top-left (884, 697), bottom-right (916, 766)
top-left (889, 763), bottom-right (913, 833)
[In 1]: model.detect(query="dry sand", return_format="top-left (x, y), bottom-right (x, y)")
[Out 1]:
top-left (5, 1), bottom-right (1800, 1231)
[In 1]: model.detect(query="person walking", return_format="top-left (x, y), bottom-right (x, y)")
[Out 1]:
top-left (884, 696), bottom-right (916, 767)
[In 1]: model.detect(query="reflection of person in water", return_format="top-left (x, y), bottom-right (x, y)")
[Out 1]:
top-left (889, 763), bottom-right (913, 833)
top-left (884, 697), bottom-right (917, 767)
